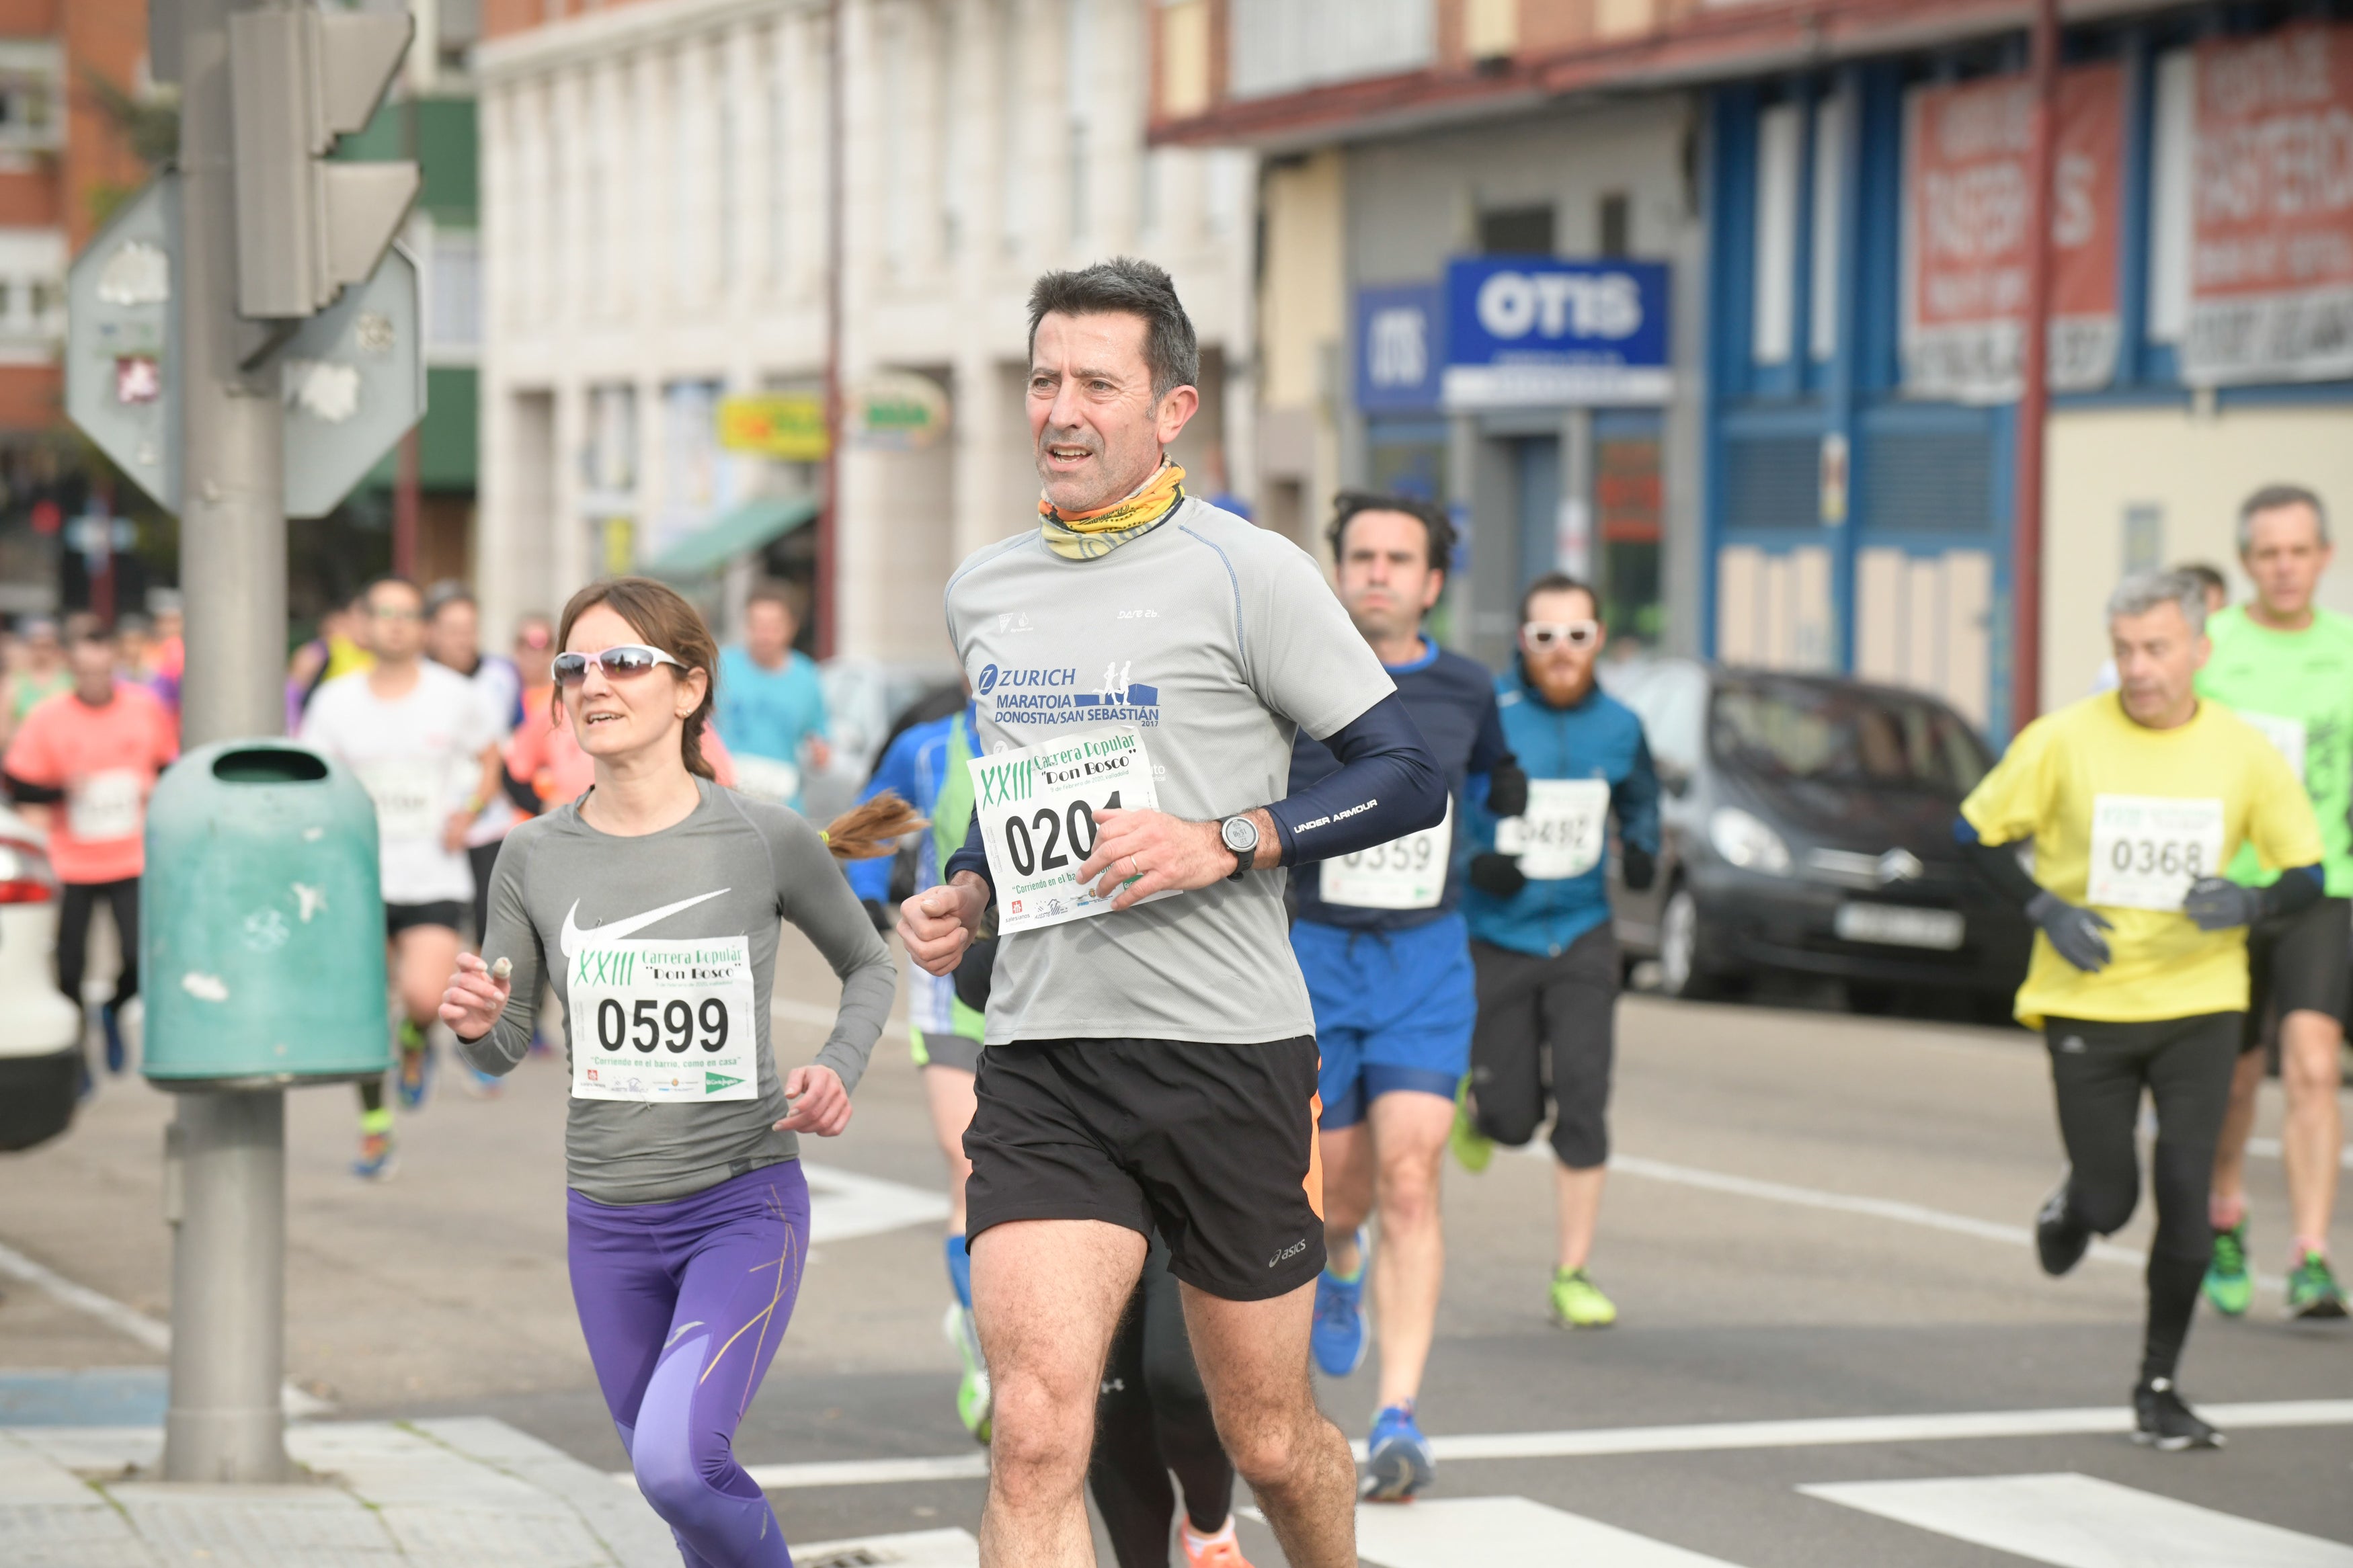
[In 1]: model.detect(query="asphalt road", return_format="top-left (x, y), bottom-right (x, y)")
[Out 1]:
top-left (5, 930), bottom-right (2350, 1565)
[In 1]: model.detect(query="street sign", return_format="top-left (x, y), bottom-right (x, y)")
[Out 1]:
top-left (855, 370), bottom-right (949, 451)
top-left (718, 393), bottom-right (828, 460)
top-left (65, 175), bottom-right (424, 519)
top-left (281, 243), bottom-right (423, 519)
top-left (65, 179), bottom-right (181, 511)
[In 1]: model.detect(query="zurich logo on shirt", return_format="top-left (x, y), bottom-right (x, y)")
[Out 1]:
top-left (975, 660), bottom-right (1159, 727)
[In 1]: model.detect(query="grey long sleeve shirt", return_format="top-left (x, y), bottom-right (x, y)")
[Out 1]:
top-left (459, 776), bottom-right (896, 1204)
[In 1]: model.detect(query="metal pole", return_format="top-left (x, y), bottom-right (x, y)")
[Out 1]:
top-left (164, 0), bottom-right (292, 1484)
top-left (2010, 0), bottom-right (2059, 735)
top-left (817, 0), bottom-right (844, 660)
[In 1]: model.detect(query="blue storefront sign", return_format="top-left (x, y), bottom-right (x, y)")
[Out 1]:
top-left (1353, 283), bottom-right (1446, 413)
top-left (1442, 256), bottom-right (1671, 409)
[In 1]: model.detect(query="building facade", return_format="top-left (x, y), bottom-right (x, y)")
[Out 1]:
top-left (1158, 0), bottom-right (2353, 739)
top-left (473, 0), bottom-right (1254, 671)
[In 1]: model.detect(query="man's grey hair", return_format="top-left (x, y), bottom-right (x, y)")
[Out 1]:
top-left (2237, 483), bottom-right (2329, 552)
top-left (2107, 569), bottom-right (2210, 635)
top-left (1026, 257), bottom-right (1200, 399)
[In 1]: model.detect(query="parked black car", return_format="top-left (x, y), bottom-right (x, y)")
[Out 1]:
top-left (1598, 659), bottom-right (2032, 1013)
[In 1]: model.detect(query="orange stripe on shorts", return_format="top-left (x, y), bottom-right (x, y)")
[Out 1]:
top-left (1304, 1091), bottom-right (1326, 1220)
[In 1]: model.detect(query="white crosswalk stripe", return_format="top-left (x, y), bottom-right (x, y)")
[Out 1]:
top-left (793, 1526), bottom-right (978, 1567)
top-left (1803, 1472), bottom-right (2353, 1567)
top-left (1349, 1495), bottom-right (1749, 1567)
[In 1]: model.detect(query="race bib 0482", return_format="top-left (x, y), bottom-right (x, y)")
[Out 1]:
top-left (1497, 778), bottom-right (1611, 880)
top-left (1321, 798), bottom-right (1452, 910)
top-left (2085, 794), bottom-right (2226, 912)
top-left (968, 726), bottom-right (1167, 934)
top-left (569, 934), bottom-right (760, 1102)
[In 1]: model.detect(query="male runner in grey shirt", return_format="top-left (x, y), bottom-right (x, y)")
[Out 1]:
top-left (901, 257), bottom-right (1444, 1568)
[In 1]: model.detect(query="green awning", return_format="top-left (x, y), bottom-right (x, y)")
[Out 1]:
top-left (646, 495), bottom-right (819, 579)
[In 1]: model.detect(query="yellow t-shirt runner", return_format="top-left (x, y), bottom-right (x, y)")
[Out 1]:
top-left (1961, 692), bottom-right (2322, 1028)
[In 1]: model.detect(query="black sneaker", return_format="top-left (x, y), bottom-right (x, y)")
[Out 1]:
top-left (2035, 1178), bottom-right (2090, 1276)
top-left (2132, 1378), bottom-right (2224, 1451)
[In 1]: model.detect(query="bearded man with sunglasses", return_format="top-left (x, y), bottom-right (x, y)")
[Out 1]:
top-left (1457, 572), bottom-right (1660, 1329)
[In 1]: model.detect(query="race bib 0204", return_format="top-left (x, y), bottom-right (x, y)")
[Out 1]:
top-left (67, 768), bottom-right (145, 842)
top-left (570, 934), bottom-right (760, 1102)
top-left (2085, 793), bottom-right (2226, 912)
top-left (968, 726), bottom-right (1166, 934)
top-left (1321, 798), bottom-right (1453, 910)
top-left (1497, 778), bottom-right (1611, 880)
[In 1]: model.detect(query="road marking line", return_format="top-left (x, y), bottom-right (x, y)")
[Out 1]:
top-left (1803, 1471), bottom-right (2353, 1567)
top-left (801, 1163), bottom-right (950, 1246)
top-left (0, 1239), bottom-right (329, 1417)
top-left (793, 1526), bottom-right (979, 1567)
top-left (1589, 1151), bottom-right (2289, 1296)
top-left (699, 1399), bottom-right (2353, 1489)
top-left (2246, 1134), bottom-right (2353, 1171)
top-left (1346, 1495), bottom-right (1747, 1567)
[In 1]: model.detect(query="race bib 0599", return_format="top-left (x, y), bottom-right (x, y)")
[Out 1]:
top-left (2085, 794), bottom-right (2225, 912)
top-left (570, 934), bottom-right (760, 1102)
top-left (968, 726), bottom-right (1167, 934)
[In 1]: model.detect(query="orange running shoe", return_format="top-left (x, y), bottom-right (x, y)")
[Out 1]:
top-left (1181, 1518), bottom-right (1256, 1568)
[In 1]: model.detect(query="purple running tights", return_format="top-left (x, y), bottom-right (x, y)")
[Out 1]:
top-left (569, 1161), bottom-right (809, 1567)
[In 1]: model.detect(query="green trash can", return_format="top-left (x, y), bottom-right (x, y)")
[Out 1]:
top-left (141, 741), bottom-right (391, 1087)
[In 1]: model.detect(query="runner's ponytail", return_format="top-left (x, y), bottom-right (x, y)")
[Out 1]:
top-left (820, 791), bottom-right (927, 862)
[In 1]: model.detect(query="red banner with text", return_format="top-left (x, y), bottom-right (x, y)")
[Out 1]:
top-left (1903, 63), bottom-right (2125, 402)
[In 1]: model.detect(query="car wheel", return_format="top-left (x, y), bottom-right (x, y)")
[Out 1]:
top-left (1657, 884), bottom-right (1728, 1001)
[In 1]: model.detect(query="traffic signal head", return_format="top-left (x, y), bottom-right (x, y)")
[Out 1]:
top-left (228, 7), bottom-right (421, 319)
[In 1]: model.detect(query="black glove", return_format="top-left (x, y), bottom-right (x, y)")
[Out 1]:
top-left (2183, 876), bottom-right (2264, 932)
top-left (953, 935), bottom-right (998, 1015)
top-left (861, 897), bottom-right (891, 936)
top-left (1486, 759), bottom-right (1529, 821)
top-left (1622, 844), bottom-right (1657, 892)
top-left (1468, 852), bottom-right (1527, 900)
top-left (2027, 890), bottom-right (2114, 973)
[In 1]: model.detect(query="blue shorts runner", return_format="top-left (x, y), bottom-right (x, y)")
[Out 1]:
top-left (1292, 913), bottom-right (1476, 1128)
top-left (569, 1161), bottom-right (811, 1568)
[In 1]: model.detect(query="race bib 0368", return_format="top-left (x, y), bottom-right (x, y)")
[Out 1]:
top-left (569, 934), bottom-right (760, 1102)
top-left (2085, 793), bottom-right (2225, 912)
top-left (969, 726), bottom-right (1167, 934)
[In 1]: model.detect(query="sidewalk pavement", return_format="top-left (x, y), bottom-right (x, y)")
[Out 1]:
top-left (0, 1415), bottom-right (981, 1567)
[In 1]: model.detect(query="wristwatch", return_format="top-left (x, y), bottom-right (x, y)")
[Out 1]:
top-left (1218, 814), bottom-right (1261, 880)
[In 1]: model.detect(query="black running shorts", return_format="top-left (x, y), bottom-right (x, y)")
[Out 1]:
top-left (963, 1036), bottom-right (1326, 1302)
top-left (1468, 926), bottom-right (1620, 1169)
top-left (385, 900), bottom-right (467, 938)
top-left (2243, 895), bottom-right (2352, 1051)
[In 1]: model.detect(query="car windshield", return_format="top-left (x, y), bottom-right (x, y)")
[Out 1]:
top-left (1708, 679), bottom-right (1990, 796)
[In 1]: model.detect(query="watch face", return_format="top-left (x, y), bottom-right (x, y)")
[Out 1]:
top-left (1222, 817), bottom-right (1256, 852)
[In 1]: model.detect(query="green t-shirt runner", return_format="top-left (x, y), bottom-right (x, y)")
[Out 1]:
top-left (2197, 603), bottom-right (2353, 895)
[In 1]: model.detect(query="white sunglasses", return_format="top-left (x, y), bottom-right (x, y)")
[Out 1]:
top-left (1522, 620), bottom-right (1600, 649)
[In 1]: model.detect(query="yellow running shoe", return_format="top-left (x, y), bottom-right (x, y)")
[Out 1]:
top-left (1450, 1074), bottom-right (1493, 1173)
top-left (1550, 1267), bottom-right (1617, 1328)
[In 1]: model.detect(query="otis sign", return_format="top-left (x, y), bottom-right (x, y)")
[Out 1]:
top-left (1442, 257), bottom-right (1671, 409)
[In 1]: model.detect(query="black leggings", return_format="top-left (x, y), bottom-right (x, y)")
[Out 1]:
top-left (1087, 1233), bottom-right (1234, 1567)
top-left (1470, 928), bottom-right (1620, 1169)
top-left (58, 878), bottom-right (138, 1016)
top-left (2044, 1013), bottom-right (2240, 1383)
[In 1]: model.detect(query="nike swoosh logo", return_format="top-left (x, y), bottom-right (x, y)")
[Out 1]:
top-left (559, 889), bottom-right (729, 958)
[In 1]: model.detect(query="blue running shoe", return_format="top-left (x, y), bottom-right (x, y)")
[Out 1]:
top-left (99, 1003), bottom-right (126, 1075)
top-left (1310, 1229), bottom-right (1369, 1378)
top-left (1363, 1403), bottom-right (1434, 1501)
top-left (395, 1022), bottom-right (434, 1110)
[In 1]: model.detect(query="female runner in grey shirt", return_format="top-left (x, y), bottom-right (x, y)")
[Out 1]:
top-left (440, 577), bottom-right (911, 1567)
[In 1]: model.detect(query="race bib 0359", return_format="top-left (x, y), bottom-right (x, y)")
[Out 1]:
top-left (968, 726), bottom-right (1168, 934)
top-left (570, 934), bottom-right (760, 1102)
top-left (2085, 793), bottom-right (2225, 912)
top-left (1321, 798), bottom-right (1452, 910)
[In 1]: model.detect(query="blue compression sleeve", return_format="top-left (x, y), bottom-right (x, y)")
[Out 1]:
top-left (945, 812), bottom-right (990, 902)
top-left (1267, 692), bottom-right (1447, 866)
